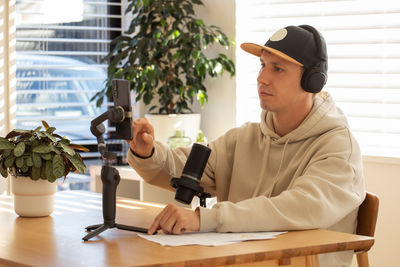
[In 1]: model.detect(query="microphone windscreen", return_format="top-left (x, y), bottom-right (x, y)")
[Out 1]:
top-left (182, 143), bottom-right (211, 181)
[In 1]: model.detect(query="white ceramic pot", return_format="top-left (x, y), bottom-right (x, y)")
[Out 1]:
top-left (11, 175), bottom-right (58, 217)
top-left (145, 113), bottom-right (201, 144)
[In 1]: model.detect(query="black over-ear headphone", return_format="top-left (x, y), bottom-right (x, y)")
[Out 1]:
top-left (298, 25), bottom-right (328, 93)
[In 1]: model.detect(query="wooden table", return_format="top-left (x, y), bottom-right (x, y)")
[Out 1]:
top-left (0, 191), bottom-right (374, 267)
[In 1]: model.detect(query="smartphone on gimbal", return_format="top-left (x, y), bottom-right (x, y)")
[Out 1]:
top-left (112, 79), bottom-right (133, 140)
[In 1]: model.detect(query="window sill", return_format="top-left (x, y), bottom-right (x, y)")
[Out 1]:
top-left (362, 155), bottom-right (400, 165)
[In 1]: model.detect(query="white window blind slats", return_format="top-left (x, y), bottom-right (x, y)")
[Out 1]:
top-left (18, 102), bottom-right (94, 108)
top-left (17, 11), bottom-right (122, 20)
top-left (240, 1), bottom-right (400, 18)
top-left (16, 64), bottom-right (108, 69)
top-left (326, 73), bottom-right (400, 89)
top-left (333, 88), bottom-right (400, 104)
top-left (17, 51), bottom-right (108, 56)
top-left (17, 76), bottom-right (105, 82)
top-left (18, 89), bottom-right (102, 94)
top-left (16, 25), bottom-right (122, 31)
top-left (17, 37), bottom-right (110, 44)
top-left (17, 0), bottom-right (121, 6)
top-left (236, 0), bottom-right (400, 157)
top-left (15, 0), bottom-right (115, 142)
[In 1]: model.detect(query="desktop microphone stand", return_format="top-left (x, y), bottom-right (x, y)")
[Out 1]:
top-left (198, 192), bottom-right (211, 208)
top-left (82, 107), bottom-right (148, 241)
top-left (170, 178), bottom-right (211, 208)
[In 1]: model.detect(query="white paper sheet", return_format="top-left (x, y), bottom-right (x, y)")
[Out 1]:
top-left (137, 231), bottom-right (287, 246)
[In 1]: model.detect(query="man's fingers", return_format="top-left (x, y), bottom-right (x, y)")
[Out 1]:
top-left (158, 211), bottom-right (175, 233)
top-left (172, 220), bottom-right (186, 235)
top-left (148, 204), bottom-right (199, 235)
top-left (148, 207), bottom-right (166, 234)
top-left (147, 223), bottom-right (160, 235)
top-left (148, 205), bottom-right (172, 235)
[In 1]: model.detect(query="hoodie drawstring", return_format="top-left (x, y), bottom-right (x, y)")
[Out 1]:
top-left (268, 138), bottom-right (290, 197)
top-left (252, 136), bottom-right (271, 198)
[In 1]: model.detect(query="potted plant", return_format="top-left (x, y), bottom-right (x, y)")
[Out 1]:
top-left (0, 121), bottom-right (88, 217)
top-left (91, 0), bottom-right (235, 143)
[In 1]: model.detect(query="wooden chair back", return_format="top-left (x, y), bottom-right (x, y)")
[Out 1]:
top-left (355, 191), bottom-right (379, 267)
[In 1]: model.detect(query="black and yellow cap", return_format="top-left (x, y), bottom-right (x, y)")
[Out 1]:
top-left (240, 25), bottom-right (325, 68)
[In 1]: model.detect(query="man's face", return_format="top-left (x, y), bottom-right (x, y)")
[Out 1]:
top-left (257, 51), bottom-right (309, 114)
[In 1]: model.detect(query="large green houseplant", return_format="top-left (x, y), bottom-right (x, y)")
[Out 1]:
top-left (0, 121), bottom-right (88, 217)
top-left (91, 0), bottom-right (235, 114)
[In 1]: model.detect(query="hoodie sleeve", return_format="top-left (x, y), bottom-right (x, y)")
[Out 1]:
top-left (199, 128), bottom-right (366, 233)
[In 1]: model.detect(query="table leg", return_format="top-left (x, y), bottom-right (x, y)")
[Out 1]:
top-left (306, 255), bottom-right (320, 267)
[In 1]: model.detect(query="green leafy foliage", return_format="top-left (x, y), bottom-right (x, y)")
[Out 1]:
top-left (91, 0), bottom-right (235, 114)
top-left (0, 121), bottom-right (89, 182)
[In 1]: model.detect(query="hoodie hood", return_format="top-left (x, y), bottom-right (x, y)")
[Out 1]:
top-left (260, 92), bottom-right (349, 144)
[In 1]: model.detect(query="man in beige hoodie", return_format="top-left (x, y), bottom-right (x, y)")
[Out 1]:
top-left (128, 25), bottom-right (365, 267)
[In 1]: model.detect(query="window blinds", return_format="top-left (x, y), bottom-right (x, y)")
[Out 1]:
top-left (236, 0), bottom-right (400, 157)
top-left (15, 0), bottom-right (121, 141)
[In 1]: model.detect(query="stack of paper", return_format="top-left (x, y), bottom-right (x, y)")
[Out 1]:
top-left (137, 231), bottom-right (286, 246)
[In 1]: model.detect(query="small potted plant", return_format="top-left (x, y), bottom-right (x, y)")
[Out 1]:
top-left (0, 121), bottom-right (88, 217)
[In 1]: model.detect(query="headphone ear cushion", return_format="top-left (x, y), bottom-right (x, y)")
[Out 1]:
top-left (301, 67), bottom-right (327, 93)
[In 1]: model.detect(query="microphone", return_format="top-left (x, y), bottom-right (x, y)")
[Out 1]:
top-left (170, 143), bottom-right (211, 205)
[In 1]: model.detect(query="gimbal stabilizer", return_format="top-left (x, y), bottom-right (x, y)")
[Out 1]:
top-left (82, 106), bottom-right (148, 241)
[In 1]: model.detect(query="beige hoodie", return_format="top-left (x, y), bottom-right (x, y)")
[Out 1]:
top-left (128, 92), bottom-right (365, 267)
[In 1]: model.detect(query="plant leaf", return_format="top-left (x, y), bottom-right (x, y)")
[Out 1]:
top-left (41, 120), bottom-right (50, 130)
top-left (13, 142), bottom-right (26, 157)
top-left (41, 153), bottom-right (52, 160)
top-left (58, 143), bottom-right (76, 156)
top-left (52, 154), bottom-right (65, 178)
top-left (69, 144), bottom-right (89, 152)
top-left (65, 153), bottom-right (86, 174)
top-left (0, 140), bottom-right (14, 150)
top-left (4, 155), bottom-right (15, 168)
top-left (33, 145), bottom-right (53, 154)
top-left (33, 126), bottom-right (42, 132)
top-left (2, 149), bottom-right (11, 157)
top-left (0, 167), bottom-right (8, 178)
top-left (40, 165), bottom-right (46, 180)
top-left (26, 156), bottom-right (33, 167)
top-left (32, 152), bottom-right (42, 168)
top-left (45, 160), bottom-right (54, 181)
top-left (31, 166), bottom-right (41, 180)
top-left (21, 165), bottom-right (29, 173)
top-left (46, 127), bottom-right (56, 134)
top-left (15, 157), bottom-right (24, 168)
top-left (44, 132), bottom-right (57, 142)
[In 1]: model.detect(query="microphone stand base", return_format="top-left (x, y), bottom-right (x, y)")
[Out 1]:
top-left (197, 192), bottom-right (211, 208)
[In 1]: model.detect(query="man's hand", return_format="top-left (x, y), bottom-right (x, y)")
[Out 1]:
top-left (129, 118), bottom-right (154, 158)
top-left (148, 204), bottom-right (200, 235)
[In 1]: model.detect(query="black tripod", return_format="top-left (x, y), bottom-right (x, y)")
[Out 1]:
top-left (82, 107), bottom-right (148, 241)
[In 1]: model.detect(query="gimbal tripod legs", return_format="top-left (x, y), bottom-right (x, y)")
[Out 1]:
top-left (83, 224), bottom-right (110, 241)
top-left (82, 165), bottom-right (148, 241)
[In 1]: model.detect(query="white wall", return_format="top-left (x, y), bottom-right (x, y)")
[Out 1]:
top-left (359, 156), bottom-right (400, 267)
top-left (194, 0), bottom-right (237, 141)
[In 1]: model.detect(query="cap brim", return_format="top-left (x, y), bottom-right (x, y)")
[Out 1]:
top-left (240, 42), bottom-right (303, 67)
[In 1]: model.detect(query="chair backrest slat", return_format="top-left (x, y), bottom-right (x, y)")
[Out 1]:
top-left (357, 192), bottom-right (379, 237)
